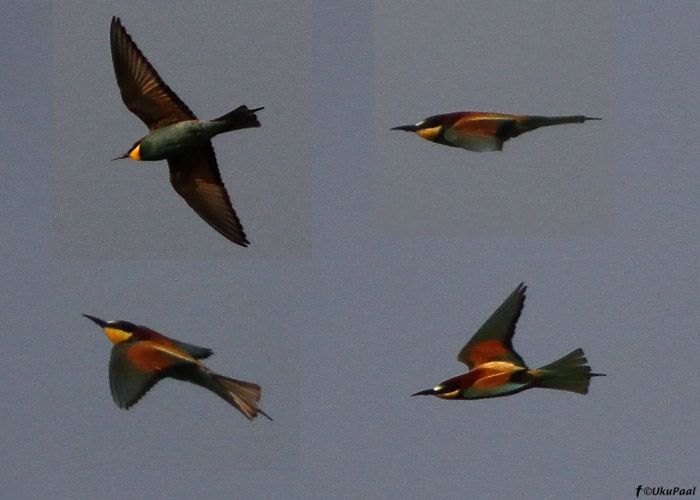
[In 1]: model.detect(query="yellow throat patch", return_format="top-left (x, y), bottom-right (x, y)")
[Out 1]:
top-left (104, 327), bottom-right (132, 345)
top-left (416, 126), bottom-right (442, 142)
top-left (128, 144), bottom-right (142, 161)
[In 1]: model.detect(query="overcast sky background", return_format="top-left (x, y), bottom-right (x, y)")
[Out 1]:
top-left (2, 1), bottom-right (699, 499)
top-left (53, 0), bottom-right (311, 258)
top-left (375, 2), bottom-right (613, 237)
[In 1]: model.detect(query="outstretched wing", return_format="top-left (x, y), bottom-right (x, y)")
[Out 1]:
top-left (110, 16), bottom-right (195, 130)
top-left (108, 341), bottom-right (193, 409)
top-left (443, 113), bottom-right (519, 151)
top-left (168, 144), bottom-right (249, 247)
top-left (457, 283), bottom-right (528, 370)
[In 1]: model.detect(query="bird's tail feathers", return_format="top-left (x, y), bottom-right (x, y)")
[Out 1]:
top-left (213, 105), bottom-right (263, 131)
top-left (209, 372), bottom-right (272, 420)
top-left (534, 348), bottom-right (604, 395)
top-left (522, 115), bottom-right (600, 132)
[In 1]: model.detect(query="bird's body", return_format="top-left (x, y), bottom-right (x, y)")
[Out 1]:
top-left (412, 283), bottom-right (604, 401)
top-left (392, 112), bottom-right (600, 152)
top-left (83, 314), bottom-right (271, 421)
top-left (110, 16), bottom-right (261, 247)
top-left (130, 120), bottom-right (220, 162)
top-left (128, 108), bottom-right (261, 162)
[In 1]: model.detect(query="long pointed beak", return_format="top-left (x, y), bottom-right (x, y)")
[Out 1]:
top-left (111, 152), bottom-right (129, 161)
top-left (391, 124), bottom-right (419, 132)
top-left (411, 388), bottom-right (434, 397)
top-left (82, 314), bottom-right (108, 328)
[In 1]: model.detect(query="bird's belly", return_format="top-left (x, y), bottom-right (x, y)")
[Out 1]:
top-left (140, 121), bottom-right (209, 160)
top-left (444, 129), bottom-right (502, 152)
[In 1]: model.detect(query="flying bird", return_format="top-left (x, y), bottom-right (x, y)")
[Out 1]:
top-left (392, 112), bottom-right (600, 152)
top-left (83, 314), bottom-right (271, 420)
top-left (412, 283), bottom-right (604, 401)
top-left (110, 16), bottom-right (261, 247)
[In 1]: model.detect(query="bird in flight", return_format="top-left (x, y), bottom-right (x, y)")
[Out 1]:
top-left (110, 16), bottom-right (261, 247)
top-left (392, 112), bottom-right (600, 152)
top-left (412, 283), bottom-right (604, 401)
top-left (83, 314), bottom-right (271, 420)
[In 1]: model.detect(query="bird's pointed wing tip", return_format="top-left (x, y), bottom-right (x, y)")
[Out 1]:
top-left (110, 16), bottom-right (122, 31)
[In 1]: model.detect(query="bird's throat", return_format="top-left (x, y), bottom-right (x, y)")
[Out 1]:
top-left (416, 126), bottom-right (442, 142)
top-left (128, 144), bottom-right (142, 161)
top-left (104, 327), bottom-right (132, 345)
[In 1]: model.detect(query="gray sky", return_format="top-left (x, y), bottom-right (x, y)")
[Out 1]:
top-left (53, 0), bottom-right (311, 258)
top-left (375, 1), bottom-right (613, 237)
top-left (2, 1), bottom-right (699, 499)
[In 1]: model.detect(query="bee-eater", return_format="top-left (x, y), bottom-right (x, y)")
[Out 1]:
top-left (110, 16), bottom-right (262, 247)
top-left (83, 314), bottom-right (271, 420)
top-left (392, 112), bottom-right (600, 152)
top-left (412, 283), bottom-right (604, 400)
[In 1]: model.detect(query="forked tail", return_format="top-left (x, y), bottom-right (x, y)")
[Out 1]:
top-left (213, 105), bottom-right (264, 132)
top-left (209, 372), bottom-right (272, 420)
top-left (534, 348), bottom-right (604, 395)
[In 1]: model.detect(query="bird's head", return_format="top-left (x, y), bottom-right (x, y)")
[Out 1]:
top-left (411, 376), bottom-right (464, 399)
top-left (82, 314), bottom-right (137, 344)
top-left (112, 138), bottom-right (144, 161)
top-left (391, 115), bottom-right (446, 142)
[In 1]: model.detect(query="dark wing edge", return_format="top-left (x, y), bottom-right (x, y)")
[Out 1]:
top-left (108, 343), bottom-right (164, 409)
top-left (457, 283), bottom-right (527, 369)
top-left (168, 144), bottom-right (249, 247)
top-left (110, 16), bottom-right (196, 129)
